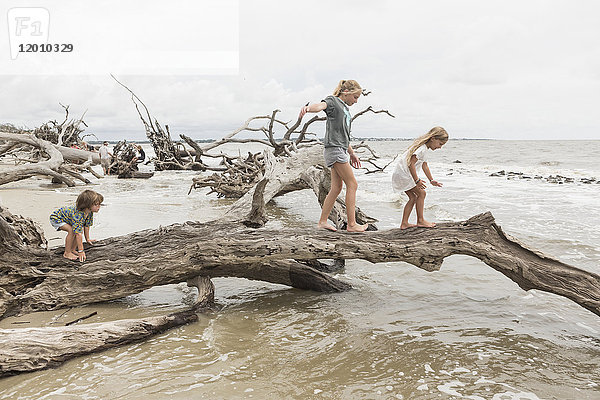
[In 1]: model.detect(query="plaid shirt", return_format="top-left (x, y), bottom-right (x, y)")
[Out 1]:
top-left (49, 205), bottom-right (93, 233)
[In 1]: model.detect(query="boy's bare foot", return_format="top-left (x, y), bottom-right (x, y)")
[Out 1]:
top-left (63, 252), bottom-right (78, 260)
top-left (417, 220), bottom-right (436, 228)
top-left (400, 223), bottom-right (418, 230)
top-left (347, 223), bottom-right (368, 233)
top-left (317, 222), bottom-right (337, 232)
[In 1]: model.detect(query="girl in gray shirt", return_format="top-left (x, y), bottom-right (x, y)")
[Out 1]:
top-left (299, 79), bottom-right (368, 232)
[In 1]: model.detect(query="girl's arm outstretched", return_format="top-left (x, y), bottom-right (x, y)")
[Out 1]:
top-left (299, 102), bottom-right (327, 118)
top-left (422, 162), bottom-right (442, 187)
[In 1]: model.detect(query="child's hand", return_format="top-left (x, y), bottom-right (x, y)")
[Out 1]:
top-left (78, 251), bottom-right (86, 262)
top-left (349, 153), bottom-right (362, 168)
top-left (430, 180), bottom-right (443, 187)
top-left (86, 239), bottom-right (97, 245)
top-left (299, 105), bottom-right (309, 119)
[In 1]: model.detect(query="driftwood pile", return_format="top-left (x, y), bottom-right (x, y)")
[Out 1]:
top-left (31, 104), bottom-right (91, 149)
top-left (0, 106), bottom-right (152, 186)
top-left (113, 75), bottom-right (395, 198)
top-left (0, 131), bottom-right (99, 187)
top-left (106, 140), bottom-right (153, 179)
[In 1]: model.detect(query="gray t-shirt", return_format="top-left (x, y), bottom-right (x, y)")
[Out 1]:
top-left (322, 95), bottom-right (351, 149)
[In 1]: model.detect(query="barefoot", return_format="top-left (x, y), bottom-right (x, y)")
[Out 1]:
top-left (63, 252), bottom-right (78, 260)
top-left (400, 223), bottom-right (418, 230)
top-left (317, 222), bottom-right (337, 232)
top-left (346, 223), bottom-right (369, 233)
top-left (417, 220), bottom-right (436, 228)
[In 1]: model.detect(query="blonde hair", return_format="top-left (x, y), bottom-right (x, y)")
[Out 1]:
top-left (333, 80), bottom-right (362, 96)
top-left (76, 190), bottom-right (103, 211)
top-left (405, 126), bottom-right (449, 164)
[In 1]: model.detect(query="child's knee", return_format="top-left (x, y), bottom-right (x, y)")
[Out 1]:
top-left (345, 178), bottom-right (358, 192)
top-left (331, 181), bottom-right (343, 193)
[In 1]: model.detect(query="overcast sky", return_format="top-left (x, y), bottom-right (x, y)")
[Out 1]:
top-left (1, 0), bottom-right (599, 140)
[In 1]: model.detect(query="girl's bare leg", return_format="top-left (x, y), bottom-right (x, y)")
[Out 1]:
top-left (414, 186), bottom-right (436, 228)
top-left (401, 189), bottom-right (418, 229)
top-left (318, 165), bottom-right (343, 231)
top-left (332, 162), bottom-right (368, 232)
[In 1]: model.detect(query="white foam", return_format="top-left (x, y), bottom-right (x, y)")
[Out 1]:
top-left (437, 380), bottom-right (465, 397)
top-left (450, 367), bottom-right (471, 374)
top-left (38, 388), bottom-right (67, 400)
top-left (491, 391), bottom-right (542, 400)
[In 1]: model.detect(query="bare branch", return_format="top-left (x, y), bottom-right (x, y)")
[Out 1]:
top-left (351, 106), bottom-right (395, 122)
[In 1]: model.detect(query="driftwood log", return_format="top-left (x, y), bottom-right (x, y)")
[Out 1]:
top-left (2, 208), bottom-right (599, 319)
top-left (0, 309), bottom-right (199, 376)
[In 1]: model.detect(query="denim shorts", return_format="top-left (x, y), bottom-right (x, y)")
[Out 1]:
top-left (323, 146), bottom-right (349, 168)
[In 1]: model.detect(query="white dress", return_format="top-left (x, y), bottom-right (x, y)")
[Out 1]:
top-left (392, 145), bottom-right (430, 192)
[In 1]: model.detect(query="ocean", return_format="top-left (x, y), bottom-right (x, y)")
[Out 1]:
top-left (0, 140), bottom-right (599, 399)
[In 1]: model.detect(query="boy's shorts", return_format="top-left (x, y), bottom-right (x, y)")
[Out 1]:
top-left (50, 218), bottom-right (66, 231)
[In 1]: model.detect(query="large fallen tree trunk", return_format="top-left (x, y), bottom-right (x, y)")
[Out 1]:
top-left (2, 210), bottom-right (599, 320)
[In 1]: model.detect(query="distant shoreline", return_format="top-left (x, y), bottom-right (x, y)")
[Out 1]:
top-left (85, 137), bottom-right (495, 145)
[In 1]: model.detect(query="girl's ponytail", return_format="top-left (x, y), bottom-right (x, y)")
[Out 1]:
top-left (333, 79), bottom-right (361, 96)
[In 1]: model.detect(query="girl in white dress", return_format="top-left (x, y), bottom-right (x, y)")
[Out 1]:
top-left (392, 126), bottom-right (448, 229)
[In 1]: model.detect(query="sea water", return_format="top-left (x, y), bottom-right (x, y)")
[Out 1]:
top-left (0, 140), bottom-right (599, 399)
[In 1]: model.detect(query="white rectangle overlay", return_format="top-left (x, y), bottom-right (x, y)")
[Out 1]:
top-left (2, 0), bottom-right (239, 75)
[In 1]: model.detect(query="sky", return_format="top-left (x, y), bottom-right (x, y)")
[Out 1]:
top-left (1, 0), bottom-right (600, 141)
